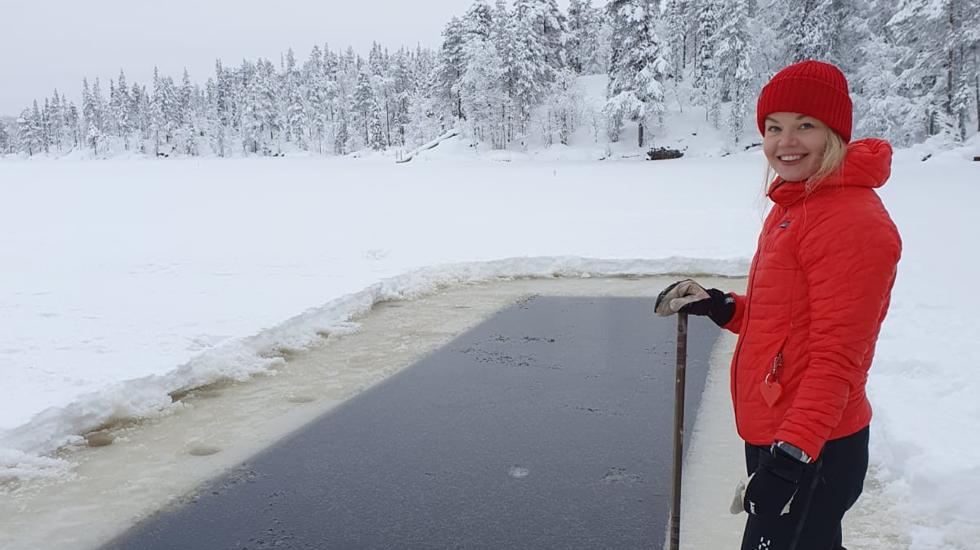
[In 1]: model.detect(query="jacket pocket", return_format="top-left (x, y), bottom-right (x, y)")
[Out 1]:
top-left (760, 336), bottom-right (789, 407)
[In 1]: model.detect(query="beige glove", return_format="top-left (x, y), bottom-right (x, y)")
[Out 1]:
top-left (730, 476), bottom-right (749, 515)
top-left (731, 474), bottom-right (796, 516)
top-left (654, 279), bottom-right (710, 316)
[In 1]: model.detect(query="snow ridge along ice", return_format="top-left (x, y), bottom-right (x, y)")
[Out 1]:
top-left (0, 256), bottom-right (747, 480)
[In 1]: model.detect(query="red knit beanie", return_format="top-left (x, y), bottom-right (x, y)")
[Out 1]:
top-left (756, 60), bottom-right (852, 143)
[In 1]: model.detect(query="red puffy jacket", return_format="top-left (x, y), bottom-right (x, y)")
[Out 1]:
top-left (724, 138), bottom-right (902, 459)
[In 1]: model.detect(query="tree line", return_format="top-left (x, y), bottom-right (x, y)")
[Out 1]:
top-left (1, 0), bottom-right (977, 158)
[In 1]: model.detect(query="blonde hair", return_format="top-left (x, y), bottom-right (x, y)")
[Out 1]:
top-left (764, 130), bottom-right (847, 194)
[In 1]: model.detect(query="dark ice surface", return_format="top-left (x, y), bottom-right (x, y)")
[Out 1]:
top-left (104, 296), bottom-right (719, 550)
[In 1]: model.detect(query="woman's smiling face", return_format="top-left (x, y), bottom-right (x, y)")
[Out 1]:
top-left (763, 112), bottom-right (830, 182)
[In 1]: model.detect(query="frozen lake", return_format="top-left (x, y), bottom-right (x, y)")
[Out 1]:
top-left (1, 150), bottom-right (978, 547)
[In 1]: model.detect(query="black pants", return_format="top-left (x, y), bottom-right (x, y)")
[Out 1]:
top-left (740, 426), bottom-right (870, 550)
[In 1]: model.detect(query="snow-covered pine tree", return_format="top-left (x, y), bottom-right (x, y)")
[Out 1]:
top-left (82, 78), bottom-right (106, 154)
top-left (715, 0), bottom-right (754, 144)
top-left (389, 48), bottom-right (413, 147)
top-left (60, 91), bottom-right (75, 151)
top-left (149, 69), bottom-right (165, 155)
top-left (49, 96), bottom-right (63, 152)
top-left (889, 0), bottom-right (980, 142)
top-left (566, 0), bottom-right (586, 73)
top-left (236, 59), bottom-right (256, 146)
top-left (461, 40), bottom-right (508, 148)
top-left (790, 0), bottom-right (838, 62)
top-left (461, 0), bottom-right (508, 148)
top-left (107, 79), bottom-right (119, 139)
top-left (0, 120), bottom-right (10, 154)
top-left (331, 48), bottom-right (359, 153)
top-left (825, 1), bottom-right (875, 78)
top-left (368, 101), bottom-right (386, 151)
top-left (852, 30), bottom-right (910, 142)
top-left (948, 0), bottom-right (980, 137)
top-left (514, 0), bottom-right (568, 74)
top-left (605, 0), bottom-right (670, 146)
top-left (567, 0), bottom-right (602, 75)
top-left (40, 98), bottom-right (52, 154)
top-left (131, 83), bottom-right (150, 150)
top-left (541, 68), bottom-right (582, 145)
top-left (663, 0), bottom-right (690, 80)
top-left (257, 58), bottom-right (283, 153)
top-left (24, 102), bottom-right (44, 156)
top-left (80, 78), bottom-right (90, 144)
top-left (970, 44), bottom-right (980, 134)
top-left (592, 6), bottom-right (614, 75)
top-left (343, 45), bottom-right (359, 75)
top-left (282, 49), bottom-right (306, 148)
top-left (55, 90), bottom-right (78, 152)
top-left (353, 70), bottom-right (385, 150)
top-left (334, 108), bottom-right (350, 155)
top-left (46, 91), bottom-right (64, 153)
top-left (173, 68), bottom-right (199, 155)
top-left (93, 78), bottom-right (108, 142)
top-left (209, 61), bottom-right (229, 156)
top-left (508, 2), bottom-right (556, 145)
top-left (17, 107), bottom-right (38, 156)
top-left (352, 68), bottom-right (371, 150)
top-left (204, 78), bottom-right (220, 156)
top-left (302, 45), bottom-right (329, 154)
top-left (323, 43), bottom-right (340, 90)
top-left (404, 46), bottom-right (440, 147)
top-left (62, 92), bottom-right (75, 150)
top-left (34, 99), bottom-right (47, 153)
top-left (319, 45), bottom-right (343, 151)
top-left (112, 71), bottom-right (132, 150)
top-left (221, 60), bottom-right (243, 143)
top-left (222, 60), bottom-right (242, 151)
top-left (160, 74), bottom-right (181, 148)
top-left (463, 0), bottom-right (494, 41)
top-left (369, 42), bottom-right (395, 148)
top-left (692, 0), bottom-right (724, 126)
top-left (825, 1), bottom-right (870, 74)
top-left (838, 1), bottom-right (905, 143)
top-left (241, 60), bottom-right (268, 154)
top-left (973, 39), bottom-right (980, 133)
top-left (317, 45), bottom-right (340, 152)
top-left (436, 17), bottom-right (467, 122)
top-left (491, 0), bottom-right (516, 144)
top-left (271, 55), bottom-right (288, 152)
top-left (65, 99), bottom-right (80, 149)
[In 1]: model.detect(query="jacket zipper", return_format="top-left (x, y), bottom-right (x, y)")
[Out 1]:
top-left (768, 338), bottom-right (789, 387)
top-left (731, 207), bottom-right (784, 424)
top-left (730, 259), bottom-right (759, 424)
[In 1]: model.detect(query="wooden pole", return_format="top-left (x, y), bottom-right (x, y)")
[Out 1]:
top-left (669, 312), bottom-right (688, 550)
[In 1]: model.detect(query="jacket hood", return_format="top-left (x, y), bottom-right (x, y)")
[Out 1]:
top-left (767, 138), bottom-right (893, 206)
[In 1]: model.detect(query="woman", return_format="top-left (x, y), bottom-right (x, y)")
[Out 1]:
top-left (655, 60), bottom-right (902, 550)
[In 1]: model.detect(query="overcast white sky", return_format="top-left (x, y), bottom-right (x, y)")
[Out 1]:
top-left (0, 0), bottom-right (569, 117)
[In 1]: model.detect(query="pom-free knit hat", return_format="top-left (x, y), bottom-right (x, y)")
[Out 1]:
top-left (756, 60), bottom-right (852, 143)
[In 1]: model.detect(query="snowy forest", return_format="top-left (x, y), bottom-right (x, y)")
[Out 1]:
top-left (1, 0), bottom-right (978, 158)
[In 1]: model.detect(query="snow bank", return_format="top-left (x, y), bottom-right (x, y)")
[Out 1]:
top-left (0, 255), bottom-right (747, 469)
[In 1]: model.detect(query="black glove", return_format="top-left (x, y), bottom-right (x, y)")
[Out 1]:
top-left (654, 279), bottom-right (735, 327)
top-left (743, 445), bottom-right (811, 517)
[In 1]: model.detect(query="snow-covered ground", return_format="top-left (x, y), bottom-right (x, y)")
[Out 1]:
top-left (1, 134), bottom-right (978, 547)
